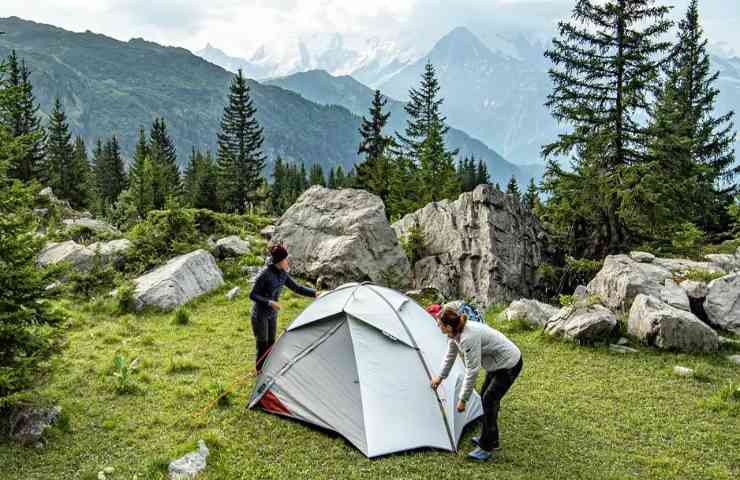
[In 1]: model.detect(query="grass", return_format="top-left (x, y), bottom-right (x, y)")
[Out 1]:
top-left (1, 282), bottom-right (739, 479)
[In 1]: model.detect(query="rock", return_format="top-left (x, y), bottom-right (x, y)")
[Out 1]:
top-left (628, 294), bottom-right (718, 353)
top-left (587, 254), bottom-right (672, 311)
top-left (97, 471), bottom-right (106, 480)
top-left (45, 281), bottom-right (61, 292)
top-left (392, 184), bottom-right (547, 308)
top-left (704, 273), bottom-right (740, 334)
top-left (673, 366), bottom-right (694, 377)
top-left (680, 280), bottom-right (709, 299)
top-left (225, 286), bottom-right (241, 301)
top-left (504, 298), bottom-right (559, 328)
top-left (9, 406), bottom-right (62, 445)
top-left (727, 354), bottom-right (740, 366)
top-left (34, 208), bottom-right (49, 217)
top-left (274, 186), bottom-right (410, 289)
top-left (653, 257), bottom-right (725, 276)
top-left (545, 304), bottom-right (617, 343)
top-left (38, 186), bottom-right (57, 203)
top-left (609, 344), bottom-right (638, 354)
top-left (260, 225), bottom-right (275, 239)
top-left (132, 250), bottom-right (224, 311)
top-left (617, 337), bottom-right (631, 346)
top-left (213, 235), bottom-right (250, 258)
top-left (62, 217), bottom-right (120, 236)
top-left (103, 467), bottom-right (115, 475)
top-left (89, 239), bottom-right (132, 266)
top-left (169, 440), bottom-right (209, 479)
top-left (630, 251), bottom-right (655, 263)
top-left (573, 285), bottom-right (588, 302)
top-left (659, 279), bottom-right (690, 312)
top-left (705, 254), bottom-right (740, 273)
top-left (405, 287), bottom-right (445, 305)
top-left (37, 240), bottom-right (95, 272)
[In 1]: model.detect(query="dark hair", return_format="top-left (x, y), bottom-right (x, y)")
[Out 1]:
top-left (440, 308), bottom-right (465, 335)
top-left (270, 244), bottom-right (288, 264)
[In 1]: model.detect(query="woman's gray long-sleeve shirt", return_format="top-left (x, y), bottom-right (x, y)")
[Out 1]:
top-left (438, 321), bottom-right (521, 402)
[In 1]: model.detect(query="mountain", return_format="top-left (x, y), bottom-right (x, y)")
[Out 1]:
top-left (0, 17), bottom-right (367, 173)
top-left (380, 26), bottom-right (556, 165)
top-left (195, 34), bottom-right (414, 86)
top-left (266, 69), bottom-right (541, 184)
top-left (713, 55), bottom-right (740, 159)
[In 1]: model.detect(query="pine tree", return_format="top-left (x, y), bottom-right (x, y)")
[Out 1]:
top-left (418, 122), bottom-right (461, 204)
top-left (476, 159), bottom-right (490, 186)
top-left (506, 176), bottom-right (521, 200)
top-left (309, 163), bottom-right (326, 187)
top-left (0, 51), bottom-right (46, 182)
top-left (149, 118), bottom-right (181, 209)
top-left (523, 178), bottom-right (540, 210)
top-left (357, 90), bottom-right (393, 203)
top-left (183, 147), bottom-right (219, 210)
top-left (630, 0), bottom-right (737, 240)
top-left (334, 165), bottom-right (347, 188)
top-left (0, 122), bottom-right (62, 402)
top-left (45, 98), bottom-right (75, 200)
top-left (128, 127), bottom-right (153, 217)
top-left (542, 0), bottom-right (672, 256)
top-left (71, 136), bottom-right (94, 208)
top-left (217, 69), bottom-right (266, 213)
top-left (94, 136), bottom-right (127, 206)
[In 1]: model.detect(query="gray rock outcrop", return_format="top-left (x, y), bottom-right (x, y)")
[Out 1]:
top-left (169, 440), bottom-right (209, 479)
top-left (504, 299), bottom-right (559, 328)
top-left (89, 239), bottom-right (132, 266)
top-left (587, 254), bottom-right (672, 311)
top-left (213, 235), bottom-right (250, 258)
top-left (659, 279), bottom-right (690, 312)
top-left (9, 406), bottom-right (61, 446)
top-left (273, 186), bottom-right (410, 288)
top-left (132, 250), bottom-right (224, 311)
top-left (628, 294), bottom-right (718, 353)
top-left (62, 217), bottom-right (120, 236)
top-left (37, 240), bottom-right (95, 272)
top-left (545, 304), bottom-right (617, 342)
top-left (704, 272), bottom-right (740, 334)
top-left (392, 184), bottom-right (547, 307)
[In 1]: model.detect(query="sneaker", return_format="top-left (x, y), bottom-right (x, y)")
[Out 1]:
top-left (467, 447), bottom-right (493, 462)
top-left (471, 436), bottom-right (499, 450)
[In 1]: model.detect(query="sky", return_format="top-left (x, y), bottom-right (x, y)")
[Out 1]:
top-left (2, 0), bottom-right (739, 58)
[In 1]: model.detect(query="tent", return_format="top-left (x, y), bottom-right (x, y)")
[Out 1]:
top-left (248, 282), bottom-right (484, 458)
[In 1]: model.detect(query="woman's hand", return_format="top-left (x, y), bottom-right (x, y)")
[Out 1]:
top-left (315, 291), bottom-right (323, 298)
top-left (431, 376), bottom-right (443, 390)
top-left (457, 400), bottom-right (466, 412)
top-left (269, 301), bottom-right (281, 311)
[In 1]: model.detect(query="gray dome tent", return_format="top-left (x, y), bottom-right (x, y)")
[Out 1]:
top-left (248, 282), bottom-right (484, 458)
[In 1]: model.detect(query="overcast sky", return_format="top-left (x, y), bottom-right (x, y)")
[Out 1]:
top-left (3, 0), bottom-right (739, 57)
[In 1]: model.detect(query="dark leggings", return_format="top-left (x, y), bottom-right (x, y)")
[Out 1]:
top-left (251, 313), bottom-right (277, 371)
top-left (479, 356), bottom-right (523, 451)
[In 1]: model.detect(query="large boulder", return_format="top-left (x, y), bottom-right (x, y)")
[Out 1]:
top-left (392, 184), bottom-right (547, 308)
top-left (89, 239), bottom-right (132, 266)
top-left (704, 273), bottom-right (740, 334)
top-left (504, 299), bottom-right (559, 328)
top-left (213, 235), bottom-right (250, 258)
top-left (62, 217), bottom-right (120, 236)
top-left (587, 255), bottom-right (672, 311)
top-left (628, 294), bottom-right (718, 352)
top-left (273, 186), bottom-right (410, 288)
top-left (132, 250), bottom-right (224, 311)
top-left (659, 279), bottom-right (690, 312)
top-left (653, 257), bottom-right (725, 276)
top-left (37, 240), bottom-right (95, 272)
top-left (545, 304), bottom-right (617, 343)
top-left (704, 254), bottom-right (740, 273)
top-left (9, 406), bottom-right (62, 446)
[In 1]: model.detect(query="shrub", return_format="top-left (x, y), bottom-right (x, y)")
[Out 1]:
top-left (115, 281), bottom-right (137, 315)
top-left (112, 354), bottom-right (139, 394)
top-left (173, 306), bottom-right (191, 326)
top-left (536, 257), bottom-right (603, 303)
top-left (67, 256), bottom-right (118, 299)
top-left (682, 269), bottom-right (725, 283)
top-left (671, 222), bottom-right (705, 258)
top-left (400, 220), bottom-right (425, 267)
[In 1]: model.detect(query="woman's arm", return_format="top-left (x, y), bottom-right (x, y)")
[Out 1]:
top-left (459, 334), bottom-right (482, 403)
top-left (285, 274), bottom-right (317, 298)
top-left (438, 339), bottom-right (459, 380)
top-left (249, 269), bottom-right (272, 306)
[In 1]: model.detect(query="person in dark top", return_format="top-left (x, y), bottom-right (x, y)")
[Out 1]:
top-left (249, 244), bottom-right (319, 371)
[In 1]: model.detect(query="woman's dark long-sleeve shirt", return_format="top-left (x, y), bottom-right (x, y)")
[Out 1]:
top-left (249, 263), bottom-right (316, 319)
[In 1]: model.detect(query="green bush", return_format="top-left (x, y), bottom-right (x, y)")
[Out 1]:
top-left (681, 269), bottom-right (726, 283)
top-left (67, 257), bottom-right (118, 299)
top-left (173, 306), bottom-right (191, 325)
top-left (111, 354), bottom-right (139, 394)
top-left (400, 220), bottom-right (425, 267)
top-left (536, 257), bottom-right (603, 303)
top-left (671, 222), bottom-right (705, 258)
top-left (115, 281), bottom-right (137, 315)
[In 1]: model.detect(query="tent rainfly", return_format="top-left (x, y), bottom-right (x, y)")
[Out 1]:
top-left (248, 282), bottom-right (484, 458)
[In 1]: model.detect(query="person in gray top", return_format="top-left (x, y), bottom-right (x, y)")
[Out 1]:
top-left (431, 304), bottom-right (523, 462)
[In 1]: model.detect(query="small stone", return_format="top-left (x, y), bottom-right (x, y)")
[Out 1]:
top-left (609, 344), bottom-right (638, 354)
top-left (103, 467), bottom-right (115, 475)
top-left (673, 366), bottom-right (694, 377)
top-left (727, 354), bottom-right (740, 366)
top-left (169, 439), bottom-right (209, 480)
top-left (225, 286), bottom-right (241, 301)
top-left (573, 285), bottom-right (588, 301)
top-left (617, 337), bottom-right (630, 346)
top-left (630, 251), bottom-right (655, 263)
top-left (97, 471), bottom-right (106, 480)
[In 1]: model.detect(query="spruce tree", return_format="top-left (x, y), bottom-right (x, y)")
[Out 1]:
top-left (45, 98), bottom-right (91, 209)
top-left (0, 51), bottom-right (46, 182)
top-left (630, 0), bottom-right (737, 240)
top-left (523, 178), bottom-right (540, 210)
top-left (217, 69), bottom-right (266, 213)
top-left (94, 136), bottom-right (127, 206)
top-left (476, 159), bottom-right (490, 186)
top-left (183, 147), bottom-right (219, 210)
top-left (149, 118), bottom-right (180, 209)
top-left (506, 176), bottom-right (521, 200)
top-left (127, 128), bottom-right (153, 217)
top-left (357, 90), bottom-right (393, 203)
top-left (542, 0), bottom-right (672, 256)
top-left (334, 165), bottom-right (347, 188)
top-left (71, 136), bottom-right (94, 209)
top-left (308, 163), bottom-right (325, 187)
top-left (418, 122), bottom-right (461, 203)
